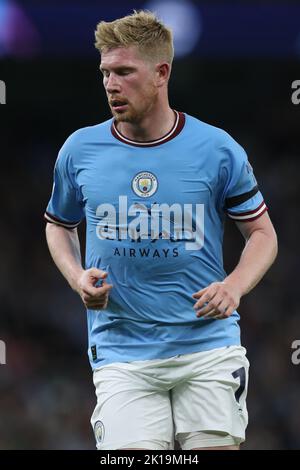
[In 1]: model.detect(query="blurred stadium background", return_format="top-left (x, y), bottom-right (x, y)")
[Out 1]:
top-left (0, 0), bottom-right (300, 449)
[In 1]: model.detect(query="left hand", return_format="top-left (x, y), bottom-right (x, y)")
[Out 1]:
top-left (192, 281), bottom-right (241, 320)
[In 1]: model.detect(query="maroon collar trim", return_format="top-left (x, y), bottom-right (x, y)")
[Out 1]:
top-left (111, 110), bottom-right (185, 147)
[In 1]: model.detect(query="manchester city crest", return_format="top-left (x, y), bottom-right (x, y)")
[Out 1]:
top-left (94, 420), bottom-right (105, 445)
top-left (132, 171), bottom-right (158, 198)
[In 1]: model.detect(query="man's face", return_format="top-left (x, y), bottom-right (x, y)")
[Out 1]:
top-left (100, 46), bottom-right (159, 124)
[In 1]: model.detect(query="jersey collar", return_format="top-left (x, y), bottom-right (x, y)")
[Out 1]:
top-left (111, 110), bottom-right (185, 147)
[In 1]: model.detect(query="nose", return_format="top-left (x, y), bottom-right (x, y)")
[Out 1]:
top-left (105, 73), bottom-right (121, 94)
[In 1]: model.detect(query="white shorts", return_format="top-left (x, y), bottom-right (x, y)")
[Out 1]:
top-left (91, 345), bottom-right (249, 450)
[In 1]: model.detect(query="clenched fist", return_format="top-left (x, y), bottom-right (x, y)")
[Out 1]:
top-left (76, 268), bottom-right (113, 310)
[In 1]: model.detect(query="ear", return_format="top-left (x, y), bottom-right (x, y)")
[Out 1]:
top-left (155, 62), bottom-right (171, 87)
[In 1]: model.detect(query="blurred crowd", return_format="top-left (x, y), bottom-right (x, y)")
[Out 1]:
top-left (0, 58), bottom-right (299, 449)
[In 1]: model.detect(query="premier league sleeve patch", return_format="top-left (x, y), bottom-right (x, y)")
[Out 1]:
top-left (94, 420), bottom-right (105, 445)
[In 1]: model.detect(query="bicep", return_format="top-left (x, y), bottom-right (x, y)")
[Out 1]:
top-left (46, 222), bottom-right (79, 245)
top-left (235, 212), bottom-right (277, 241)
top-left (46, 221), bottom-right (78, 233)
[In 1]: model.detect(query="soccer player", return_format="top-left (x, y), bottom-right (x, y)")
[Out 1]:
top-left (45, 10), bottom-right (278, 450)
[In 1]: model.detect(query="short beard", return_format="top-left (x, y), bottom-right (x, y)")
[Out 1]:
top-left (114, 98), bottom-right (157, 125)
top-left (113, 110), bottom-right (134, 123)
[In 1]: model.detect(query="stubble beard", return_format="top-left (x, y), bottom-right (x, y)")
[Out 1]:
top-left (112, 105), bottom-right (135, 123)
top-left (111, 86), bottom-right (158, 125)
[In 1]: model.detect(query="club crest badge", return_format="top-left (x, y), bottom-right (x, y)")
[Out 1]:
top-left (132, 171), bottom-right (158, 198)
top-left (94, 420), bottom-right (105, 445)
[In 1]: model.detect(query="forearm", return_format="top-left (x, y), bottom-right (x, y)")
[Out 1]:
top-left (45, 222), bottom-right (84, 292)
top-left (224, 227), bottom-right (278, 297)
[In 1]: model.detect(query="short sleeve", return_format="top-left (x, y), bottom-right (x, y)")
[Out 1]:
top-left (220, 136), bottom-right (268, 222)
top-left (44, 136), bottom-right (85, 229)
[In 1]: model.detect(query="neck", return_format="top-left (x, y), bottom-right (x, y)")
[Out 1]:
top-left (116, 101), bottom-right (175, 142)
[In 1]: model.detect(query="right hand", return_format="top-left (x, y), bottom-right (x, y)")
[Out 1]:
top-left (76, 268), bottom-right (113, 310)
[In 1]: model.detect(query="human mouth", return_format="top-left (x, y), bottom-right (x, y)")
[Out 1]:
top-left (110, 99), bottom-right (128, 112)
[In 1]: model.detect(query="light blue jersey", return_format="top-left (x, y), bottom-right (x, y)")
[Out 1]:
top-left (45, 111), bottom-right (267, 368)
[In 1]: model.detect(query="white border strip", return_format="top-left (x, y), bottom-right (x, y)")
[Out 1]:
top-left (44, 212), bottom-right (80, 229)
top-left (113, 111), bottom-right (179, 146)
top-left (227, 202), bottom-right (267, 221)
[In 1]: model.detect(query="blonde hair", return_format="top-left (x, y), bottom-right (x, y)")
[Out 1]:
top-left (95, 10), bottom-right (174, 65)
